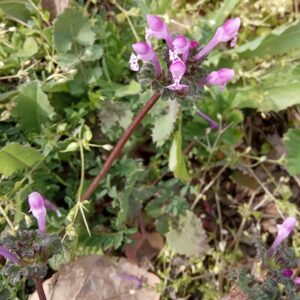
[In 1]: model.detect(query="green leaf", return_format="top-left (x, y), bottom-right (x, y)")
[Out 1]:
top-left (166, 211), bottom-right (209, 257)
top-left (16, 36), bottom-right (38, 57)
top-left (82, 44), bottom-right (103, 62)
top-left (283, 128), bottom-right (300, 176)
top-left (114, 81), bottom-right (141, 98)
top-left (98, 101), bottom-right (133, 132)
top-left (14, 81), bottom-right (55, 131)
top-left (168, 114), bottom-right (190, 182)
top-left (54, 8), bottom-right (95, 54)
top-left (233, 82), bottom-right (300, 112)
top-left (235, 20), bottom-right (300, 57)
top-left (0, 143), bottom-right (43, 176)
top-left (207, 0), bottom-right (241, 27)
top-left (0, 0), bottom-right (34, 22)
top-left (152, 99), bottom-right (178, 147)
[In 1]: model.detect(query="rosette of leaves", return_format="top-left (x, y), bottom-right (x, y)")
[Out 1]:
top-left (1, 230), bottom-right (61, 285)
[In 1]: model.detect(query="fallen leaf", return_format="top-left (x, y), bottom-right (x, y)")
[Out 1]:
top-left (29, 255), bottom-right (160, 300)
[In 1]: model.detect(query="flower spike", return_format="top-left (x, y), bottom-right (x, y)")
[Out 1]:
top-left (146, 15), bottom-right (173, 50)
top-left (130, 42), bottom-right (162, 78)
top-left (28, 192), bottom-right (47, 233)
top-left (193, 17), bottom-right (241, 60)
top-left (167, 60), bottom-right (188, 91)
top-left (206, 68), bottom-right (235, 90)
top-left (0, 246), bottom-right (20, 264)
top-left (269, 217), bottom-right (297, 253)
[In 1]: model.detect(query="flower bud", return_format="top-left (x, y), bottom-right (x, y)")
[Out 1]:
top-left (0, 246), bottom-right (19, 264)
top-left (270, 217), bottom-right (297, 253)
top-left (28, 192), bottom-right (47, 233)
top-left (206, 68), bottom-right (235, 89)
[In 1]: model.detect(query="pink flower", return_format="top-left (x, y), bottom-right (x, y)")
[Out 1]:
top-left (294, 277), bottom-right (300, 285)
top-left (166, 60), bottom-right (188, 91)
top-left (193, 17), bottom-right (241, 61)
top-left (28, 192), bottom-right (47, 233)
top-left (146, 15), bottom-right (173, 50)
top-left (0, 246), bottom-right (19, 264)
top-left (173, 36), bottom-right (199, 62)
top-left (270, 217), bottom-right (297, 253)
top-left (129, 42), bottom-right (161, 77)
top-left (206, 68), bottom-right (235, 89)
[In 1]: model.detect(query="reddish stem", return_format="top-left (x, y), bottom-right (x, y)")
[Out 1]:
top-left (81, 92), bottom-right (161, 201)
top-left (34, 277), bottom-right (47, 300)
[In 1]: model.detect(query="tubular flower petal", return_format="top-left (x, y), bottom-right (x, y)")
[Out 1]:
top-left (130, 42), bottom-right (162, 77)
top-left (206, 68), bottom-right (235, 90)
top-left (173, 36), bottom-right (199, 62)
top-left (167, 60), bottom-right (188, 91)
top-left (43, 197), bottom-right (61, 217)
top-left (0, 246), bottom-right (19, 264)
top-left (196, 109), bottom-right (218, 129)
top-left (282, 268), bottom-right (293, 278)
top-left (146, 15), bottom-right (173, 49)
top-left (193, 17), bottom-right (241, 60)
top-left (28, 192), bottom-right (47, 233)
top-left (270, 217), bottom-right (297, 253)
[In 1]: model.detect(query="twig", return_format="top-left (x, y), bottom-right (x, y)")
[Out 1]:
top-left (81, 92), bottom-right (161, 201)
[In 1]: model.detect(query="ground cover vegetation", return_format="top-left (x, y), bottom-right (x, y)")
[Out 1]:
top-left (0, 0), bottom-right (300, 299)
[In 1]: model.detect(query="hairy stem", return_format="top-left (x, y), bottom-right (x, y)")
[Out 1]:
top-left (81, 92), bottom-right (161, 201)
top-left (34, 277), bottom-right (47, 300)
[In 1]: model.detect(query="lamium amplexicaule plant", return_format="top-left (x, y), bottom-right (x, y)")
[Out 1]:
top-left (0, 192), bottom-right (61, 300)
top-left (0, 11), bottom-right (299, 300)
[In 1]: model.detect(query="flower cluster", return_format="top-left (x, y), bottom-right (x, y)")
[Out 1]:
top-left (129, 15), bottom-right (240, 95)
top-left (129, 15), bottom-right (240, 128)
top-left (0, 192), bottom-right (61, 269)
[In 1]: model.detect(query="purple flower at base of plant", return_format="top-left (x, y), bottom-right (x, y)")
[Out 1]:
top-left (269, 217), bottom-right (297, 254)
top-left (282, 268), bottom-right (293, 278)
top-left (196, 109), bottom-right (219, 129)
top-left (206, 68), bottom-right (235, 90)
top-left (0, 246), bottom-right (20, 264)
top-left (130, 42), bottom-right (162, 77)
top-left (28, 192), bottom-right (47, 233)
top-left (193, 17), bottom-right (241, 61)
top-left (146, 15), bottom-right (173, 50)
top-left (166, 60), bottom-right (188, 91)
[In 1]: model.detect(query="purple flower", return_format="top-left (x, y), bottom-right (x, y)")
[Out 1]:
top-left (28, 192), bottom-right (47, 233)
top-left (282, 268), bottom-right (293, 278)
top-left (130, 42), bottom-right (162, 77)
top-left (43, 197), bottom-right (61, 217)
top-left (196, 109), bottom-right (219, 129)
top-left (193, 17), bottom-right (241, 61)
top-left (206, 68), bottom-right (235, 90)
top-left (146, 15), bottom-right (173, 50)
top-left (0, 246), bottom-right (19, 264)
top-left (173, 36), bottom-right (199, 62)
top-left (269, 217), bottom-right (297, 253)
top-left (166, 60), bottom-right (188, 91)
top-left (295, 277), bottom-right (300, 285)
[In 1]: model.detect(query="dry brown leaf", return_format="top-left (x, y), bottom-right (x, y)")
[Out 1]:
top-left (125, 231), bottom-right (164, 265)
top-left (29, 255), bottom-right (160, 300)
top-left (41, 0), bottom-right (70, 20)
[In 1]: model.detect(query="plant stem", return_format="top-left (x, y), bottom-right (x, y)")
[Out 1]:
top-left (81, 92), bottom-right (161, 201)
top-left (34, 277), bottom-right (47, 300)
